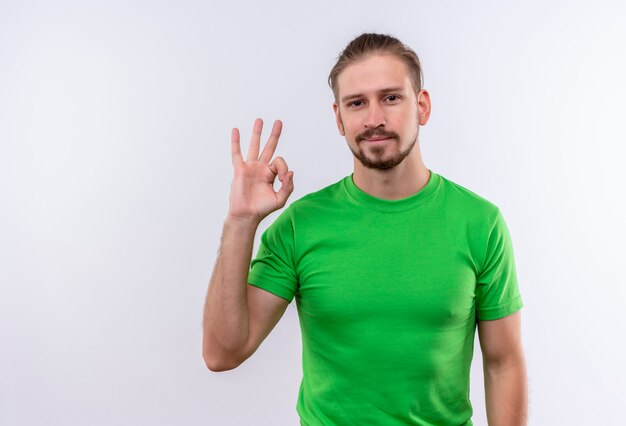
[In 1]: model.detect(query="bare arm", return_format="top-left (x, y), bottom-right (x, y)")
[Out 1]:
top-left (202, 118), bottom-right (294, 372)
top-left (478, 311), bottom-right (528, 426)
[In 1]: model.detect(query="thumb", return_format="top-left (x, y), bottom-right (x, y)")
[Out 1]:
top-left (275, 171), bottom-right (294, 208)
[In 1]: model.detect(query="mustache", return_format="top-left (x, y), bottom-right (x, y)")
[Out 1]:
top-left (356, 128), bottom-right (399, 143)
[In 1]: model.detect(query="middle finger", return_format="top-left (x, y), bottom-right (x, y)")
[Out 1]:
top-left (259, 120), bottom-right (283, 164)
top-left (246, 118), bottom-right (263, 161)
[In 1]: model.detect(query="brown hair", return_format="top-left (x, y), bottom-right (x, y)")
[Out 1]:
top-left (328, 33), bottom-right (424, 101)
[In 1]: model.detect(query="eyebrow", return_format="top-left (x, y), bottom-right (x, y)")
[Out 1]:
top-left (340, 87), bottom-right (405, 104)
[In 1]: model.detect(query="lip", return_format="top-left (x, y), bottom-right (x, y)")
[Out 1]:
top-left (364, 137), bottom-right (391, 143)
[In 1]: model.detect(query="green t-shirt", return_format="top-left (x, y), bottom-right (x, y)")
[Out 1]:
top-left (247, 169), bottom-right (523, 426)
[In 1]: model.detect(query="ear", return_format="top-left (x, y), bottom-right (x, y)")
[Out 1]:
top-left (416, 89), bottom-right (431, 125)
top-left (333, 102), bottom-right (346, 136)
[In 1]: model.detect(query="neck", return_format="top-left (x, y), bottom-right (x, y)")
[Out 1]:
top-left (352, 145), bottom-right (430, 200)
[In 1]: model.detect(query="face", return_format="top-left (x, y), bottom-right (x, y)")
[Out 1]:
top-left (333, 54), bottom-right (431, 170)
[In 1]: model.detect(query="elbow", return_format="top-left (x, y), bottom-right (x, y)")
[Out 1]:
top-left (202, 329), bottom-right (249, 372)
top-left (202, 345), bottom-right (243, 372)
top-left (204, 355), bottom-right (240, 372)
top-left (483, 353), bottom-right (527, 377)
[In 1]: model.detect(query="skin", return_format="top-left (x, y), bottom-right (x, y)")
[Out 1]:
top-left (202, 118), bottom-right (293, 372)
top-left (332, 54), bottom-right (431, 200)
top-left (205, 50), bottom-right (527, 426)
top-left (479, 311), bottom-right (528, 425)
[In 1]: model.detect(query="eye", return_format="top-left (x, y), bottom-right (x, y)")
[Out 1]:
top-left (348, 100), bottom-right (364, 108)
top-left (385, 95), bottom-right (400, 102)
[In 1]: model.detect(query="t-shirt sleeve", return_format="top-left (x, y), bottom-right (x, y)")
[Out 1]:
top-left (247, 206), bottom-right (298, 303)
top-left (475, 208), bottom-right (524, 320)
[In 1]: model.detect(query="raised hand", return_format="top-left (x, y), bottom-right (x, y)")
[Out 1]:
top-left (228, 118), bottom-right (295, 223)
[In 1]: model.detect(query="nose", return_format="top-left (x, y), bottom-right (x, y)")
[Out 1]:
top-left (363, 101), bottom-right (385, 128)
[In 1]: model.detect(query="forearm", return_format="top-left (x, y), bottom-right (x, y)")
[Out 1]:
top-left (484, 358), bottom-right (528, 426)
top-left (203, 216), bottom-right (260, 369)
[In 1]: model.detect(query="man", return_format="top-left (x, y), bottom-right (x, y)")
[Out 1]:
top-left (203, 33), bottom-right (528, 426)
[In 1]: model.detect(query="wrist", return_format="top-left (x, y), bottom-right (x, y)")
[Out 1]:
top-left (224, 214), bottom-right (262, 229)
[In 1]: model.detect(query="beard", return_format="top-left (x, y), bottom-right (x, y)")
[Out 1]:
top-left (348, 127), bottom-right (419, 171)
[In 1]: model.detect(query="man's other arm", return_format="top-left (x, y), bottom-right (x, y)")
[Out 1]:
top-left (202, 217), bottom-right (290, 372)
top-left (477, 311), bottom-right (528, 426)
top-left (202, 118), bottom-right (294, 372)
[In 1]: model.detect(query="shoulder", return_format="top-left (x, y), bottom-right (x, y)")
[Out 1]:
top-left (436, 173), bottom-right (501, 220)
top-left (286, 176), bottom-right (348, 215)
top-left (263, 176), bottom-right (347, 230)
top-left (295, 177), bottom-right (346, 204)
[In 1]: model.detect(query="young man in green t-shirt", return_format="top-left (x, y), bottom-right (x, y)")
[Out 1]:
top-left (203, 33), bottom-right (528, 426)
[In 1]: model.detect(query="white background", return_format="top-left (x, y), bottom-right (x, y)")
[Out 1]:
top-left (2, 1), bottom-right (625, 424)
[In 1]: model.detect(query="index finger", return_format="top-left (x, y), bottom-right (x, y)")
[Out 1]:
top-left (259, 120), bottom-right (283, 164)
top-left (231, 127), bottom-right (244, 166)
